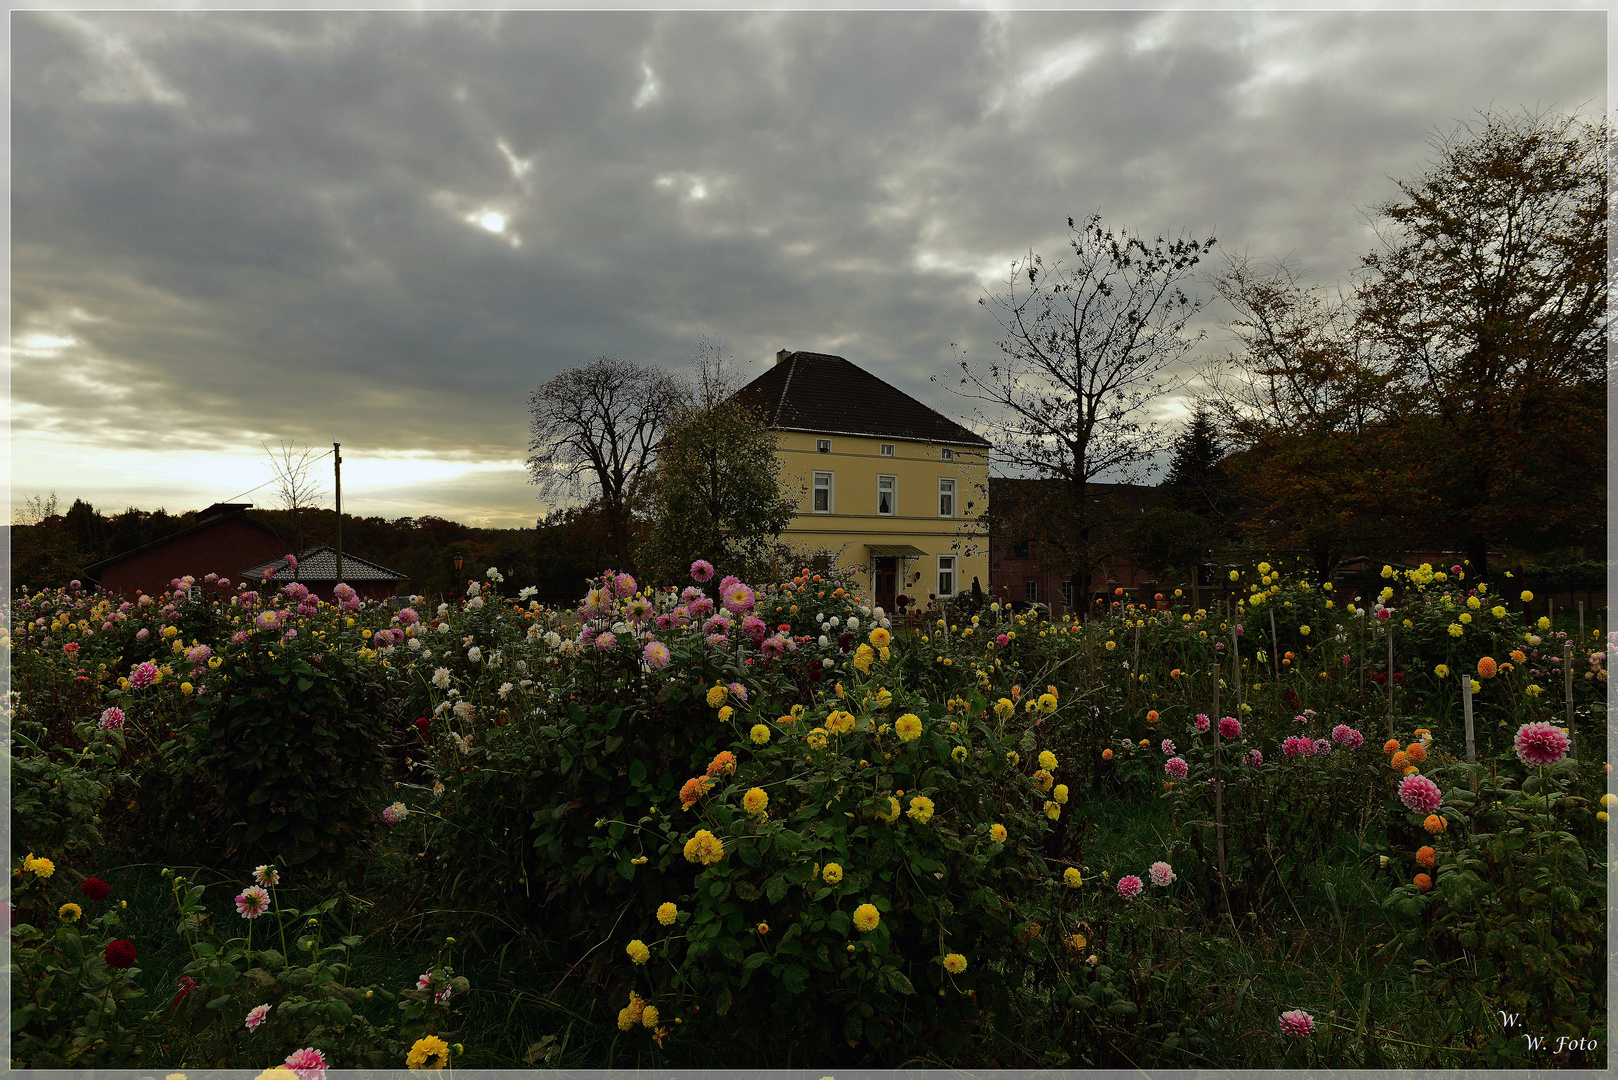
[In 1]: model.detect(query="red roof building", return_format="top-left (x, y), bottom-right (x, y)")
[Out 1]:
top-left (84, 503), bottom-right (290, 598)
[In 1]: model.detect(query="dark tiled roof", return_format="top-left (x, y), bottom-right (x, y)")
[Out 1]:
top-left (243, 546), bottom-right (407, 583)
top-left (732, 351), bottom-right (991, 448)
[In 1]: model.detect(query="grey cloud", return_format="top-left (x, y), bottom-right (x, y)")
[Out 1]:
top-left (13, 9), bottom-right (1603, 525)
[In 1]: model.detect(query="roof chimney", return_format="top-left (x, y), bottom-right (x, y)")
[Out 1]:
top-left (775, 349), bottom-right (791, 365)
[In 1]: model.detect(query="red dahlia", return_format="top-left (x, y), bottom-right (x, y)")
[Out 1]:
top-left (103, 939), bottom-right (138, 968)
top-left (80, 876), bottom-right (111, 901)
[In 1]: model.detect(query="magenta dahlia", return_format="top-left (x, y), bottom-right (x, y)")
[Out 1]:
top-left (1513, 721), bottom-right (1571, 767)
top-left (1279, 1009), bottom-right (1315, 1037)
top-left (1116, 874), bottom-right (1144, 900)
top-left (1398, 773), bottom-right (1443, 814)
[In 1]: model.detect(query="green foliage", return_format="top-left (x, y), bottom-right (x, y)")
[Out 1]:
top-left (638, 375), bottom-right (800, 587)
top-left (168, 616), bottom-right (396, 866)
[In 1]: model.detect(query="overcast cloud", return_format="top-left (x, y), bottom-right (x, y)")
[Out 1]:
top-left (11, 8), bottom-right (1606, 527)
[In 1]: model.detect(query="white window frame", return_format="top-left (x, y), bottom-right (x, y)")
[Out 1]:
top-left (877, 475), bottom-right (896, 516)
top-left (813, 471), bottom-right (834, 513)
top-left (880, 443), bottom-right (895, 457)
top-left (941, 447), bottom-right (955, 461)
top-left (188, 585), bottom-right (202, 600)
top-left (937, 556), bottom-right (956, 598)
top-left (938, 478), bottom-right (955, 518)
top-left (1061, 580), bottom-right (1074, 606)
top-left (1025, 580), bottom-right (1039, 602)
top-left (816, 438), bottom-right (831, 453)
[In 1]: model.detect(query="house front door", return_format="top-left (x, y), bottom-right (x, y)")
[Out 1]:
top-left (874, 557), bottom-right (897, 612)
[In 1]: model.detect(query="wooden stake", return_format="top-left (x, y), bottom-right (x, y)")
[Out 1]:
top-left (1565, 640), bottom-right (1578, 768)
top-left (1386, 620), bottom-right (1395, 736)
top-left (1212, 661), bottom-right (1229, 912)
top-left (1357, 601), bottom-right (1367, 708)
top-left (1230, 619), bottom-right (1242, 711)
top-left (1461, 671), bottom-right (1477, 794)
top-left (1131, 618), bottom-right (1141, 709)
top-left (1579, 600), bottom-right (1585, 648)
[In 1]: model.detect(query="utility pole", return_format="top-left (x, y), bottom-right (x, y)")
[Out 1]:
top-left (333, 443), bottom-right (344, 586)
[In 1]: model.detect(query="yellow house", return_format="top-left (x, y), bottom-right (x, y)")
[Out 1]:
top-left (732, 350), bottom-right (991, 611)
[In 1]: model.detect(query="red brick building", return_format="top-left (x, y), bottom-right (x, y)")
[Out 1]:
top-left (85, 503), bottom-right (290, 598)
top-left (988, 479), bottom-right (1162, 616)
top-left (85, 504), bottom-right (408, 602)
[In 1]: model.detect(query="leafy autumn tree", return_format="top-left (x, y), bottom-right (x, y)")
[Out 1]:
top-left (1355, 108), bottom-right (1607, 570)
top-left (950, 213), bottom-right (1215, 602)
top-left (639, 341), bottom-right (798, 586)
top-left (526, 355), bottom-right (684, 574)
top-left (1206, 255), bottom-right (1426, 576)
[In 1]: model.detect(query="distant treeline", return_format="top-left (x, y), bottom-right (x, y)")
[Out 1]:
top-left (10, 498), bottom-right (621, 604)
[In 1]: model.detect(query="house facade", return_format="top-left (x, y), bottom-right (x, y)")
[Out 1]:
top-left (732, 351), bottom-right (991, 612)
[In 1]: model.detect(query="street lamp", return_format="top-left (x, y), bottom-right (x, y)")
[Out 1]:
top-left (453, 552), bottom-right (464, 573)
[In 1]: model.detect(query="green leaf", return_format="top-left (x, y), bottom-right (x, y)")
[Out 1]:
top-left (827, 910), bottom-right (852, 937)
top-left (325, 998), bottom-right (353, 1025)
top-left (780, 963), bottom-right (810, 993)
top-left (205, 995), bottom-right (233, 1010)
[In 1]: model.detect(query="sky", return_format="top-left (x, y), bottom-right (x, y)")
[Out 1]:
top-left (9, 6), bottom-right (1608, 529)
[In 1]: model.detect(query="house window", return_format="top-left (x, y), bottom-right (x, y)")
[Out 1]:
top-left (937, 556), bottom-right (956, 597)
top-left (877, 475), bottom-right (896, 516)
top-left (941, 447), bottom-right (954, 461)
top-left (188, 585), bottom-right (202, 600)
top-left (1012, 538), bottom-right (1030, 559)
top-left (938, 478), bottom-right (955, 517)
top-left (813, 471), bottom-right (833, 513)
top-left (880, 443), bottom-right (894, 457)
top-left (816, 439), bottom-right (831, 453)
top-left (1025, 580), bottom-right (1039, 602)
top-left (1062, 581), bottom-right (1074, 605)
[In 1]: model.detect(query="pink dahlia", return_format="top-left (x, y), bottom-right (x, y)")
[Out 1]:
top-left (613, 572), bottom-right (638, 599)
top-left (1116, 874), bottom-right (1144, 900)
top-left (1160, 739), bottom-right (1176, 755)
top-left (1513, 721), bottom-right (1571, 767)
top-left (244, 1002), bottom-right (271, 1031)
top-left (728, 682), bottom-right (749, 704)
top-left (1194, 713), bottom-right (1210, 733)
top-left (284, 1047), bottom-right (328, 1080)
top-left (1165, 756), bottom-right (1188, 780)
top-left (688, 596), bottom-right (715, 619)
top-left (234, 886), bottom-right (270, 919)
top-left (1279, 1009), bottom-right (1315, 1037)
top-left (1331, 724), bottom-right (1364, 749)
top-left (128, 661), bottom-right (159, 689)
top-left (99, 706), bottom-right (126, 730)
top-left (643, 640), bottom-right (671, 669)
top-left (722, 583), bottom-right (757, 615)
top-left (1312, 738), bottom-right (1332, 756)
top-left (690, 560), bottom-right (715, 583)
top-left (1398, 773), bottom-right (1443, 814)
top-left (1219, 716), bottom-right (1242, 739)
top-left (1148, 861), bottom-right (1175, 887)
top-left (594, 631), bottom-right (618, 652)
top-left (1244, 749), bottom-right (1263, 767)
top-left (1282, 736), bottom-right (1311, 758)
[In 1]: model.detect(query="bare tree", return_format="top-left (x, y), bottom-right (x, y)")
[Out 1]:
top-left (947, 213), bottom-right (1214, 605)
top-left (264, 441), bottom-right (326, 567)
top-left (526, 355), bottom-right (684, 573)
top-left (13, 491), bottom-right (59, 527)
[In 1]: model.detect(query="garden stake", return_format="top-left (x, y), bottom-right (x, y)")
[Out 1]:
top-left (1564, 639), bottom-right (1577, 773)
top-left (1357, 601), bottom-right (1366, 708)
top-left (1578, 599), bottom-right (1584, 647)
top-left (1461, 671), bottom-right (1476, 794)
top-left (1230, 619), bottom-right (1242, 711)
top-left (1131, 619), bottom-right (1141, 709)
top-left (1386, 621), bottom-right (1395, 737)
top-left (1212, 664), bottom-right (1231, 916)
